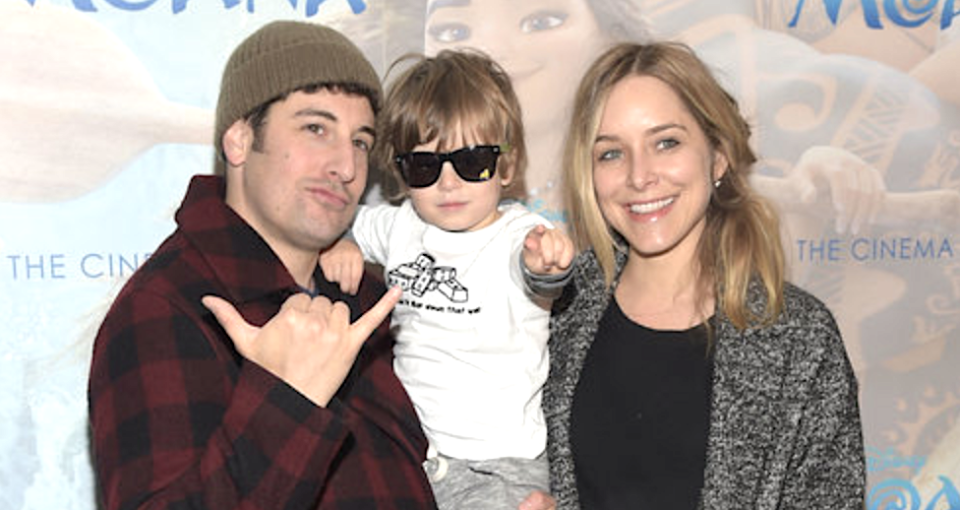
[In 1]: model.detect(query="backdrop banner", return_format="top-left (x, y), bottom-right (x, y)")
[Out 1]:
top-left (1, 1), bottom-right (958, 509)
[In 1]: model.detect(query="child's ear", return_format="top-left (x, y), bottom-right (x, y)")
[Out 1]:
top-left (498, 159), bottom-right (515, 187)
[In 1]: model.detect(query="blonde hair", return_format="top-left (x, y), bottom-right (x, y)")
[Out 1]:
top-left (563, 41), bottom-right (785, 329)
top-left (375, 49), bottom-right (527, 201)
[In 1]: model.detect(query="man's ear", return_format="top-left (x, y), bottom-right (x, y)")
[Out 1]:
top-left (222, 119), bottom-right (253, 168)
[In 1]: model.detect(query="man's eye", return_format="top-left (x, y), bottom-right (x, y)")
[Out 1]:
top-left (521, 11), bottom-right (567, 33)
top-left (427, 23), bottom-right (470, 44)
top-left (306, 124), bottom-right (326, 135)
top-left (354, 138), bottom-right (372, 152)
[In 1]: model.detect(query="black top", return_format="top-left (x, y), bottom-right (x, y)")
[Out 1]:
top-left (570, 297), bottom-right (714, 510)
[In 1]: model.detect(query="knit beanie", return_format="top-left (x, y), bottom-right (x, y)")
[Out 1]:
top-left (214, 20), bottom-right (382, 174)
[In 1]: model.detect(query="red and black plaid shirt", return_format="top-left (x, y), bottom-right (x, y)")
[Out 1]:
top-left (89, 175), bottom-right (436, 510)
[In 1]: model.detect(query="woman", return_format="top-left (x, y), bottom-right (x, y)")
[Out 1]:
top-left (544, 41), bottom-right (866, 509)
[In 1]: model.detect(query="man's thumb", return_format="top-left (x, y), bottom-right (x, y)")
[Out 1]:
top-left (202, 295), bottom-right (256, 350)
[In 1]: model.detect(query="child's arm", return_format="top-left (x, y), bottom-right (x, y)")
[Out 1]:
top-left (521, 224), bottom-right (575, 299)
top-left (320, 235), bottom-right (365, 295)
top-left (320, 202), bottom-right (403, 295)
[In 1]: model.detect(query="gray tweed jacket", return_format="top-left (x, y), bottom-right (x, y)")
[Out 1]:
top-left (544, 250), bottom-right (866, 509)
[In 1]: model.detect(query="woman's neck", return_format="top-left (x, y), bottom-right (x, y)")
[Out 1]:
top-left (616, 252), bottom-right (713, 330)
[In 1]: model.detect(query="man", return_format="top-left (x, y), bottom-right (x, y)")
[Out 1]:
top-left (88, 21), bottom-right (435, 509)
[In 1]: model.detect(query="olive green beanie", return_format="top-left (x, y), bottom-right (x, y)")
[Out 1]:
top-left (214, 20), bottom-right (382, 174)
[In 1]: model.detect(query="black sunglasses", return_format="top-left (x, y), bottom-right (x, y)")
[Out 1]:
top-left (395, 144), bottom-right (504, 188)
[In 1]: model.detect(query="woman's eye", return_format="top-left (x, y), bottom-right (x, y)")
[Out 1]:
top-left (656, 138), bottom-right (680, 151)
top-left (306, 123), bottom-right (326, 136)
top-left (428, 23), bottom-right (470, 44)
top-left (521, 11), bottom-right (567, 33)
top-left (596, 148), bottom-right (622, 162)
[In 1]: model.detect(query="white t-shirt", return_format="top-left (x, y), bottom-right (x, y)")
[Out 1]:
top-left (352, 200), bottom-right (552, 460)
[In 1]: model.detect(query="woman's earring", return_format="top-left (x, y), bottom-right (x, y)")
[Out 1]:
top-left (714, 179), bottom-right (722, 188)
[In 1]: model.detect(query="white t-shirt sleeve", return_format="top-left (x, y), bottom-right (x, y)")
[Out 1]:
top-left (351, 203), bottom-right (402, 266)
top-left (502, 204), bottom-right (554, 291)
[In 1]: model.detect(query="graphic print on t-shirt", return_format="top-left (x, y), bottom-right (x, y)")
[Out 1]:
top-left (387, 252), bottom-right (468, 302)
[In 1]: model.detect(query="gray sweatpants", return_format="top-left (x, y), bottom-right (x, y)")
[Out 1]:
top-left (423, 453), bottom-right (549, 510)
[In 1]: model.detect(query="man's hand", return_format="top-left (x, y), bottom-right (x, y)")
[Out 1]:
top-left (523, 224), bottom-right (575, 276)
top-left (202, 286), bottom-right (401, 406)
top-left (319, 238), bottom-right (365, 295)
top-left (519, 490), bottom-right (556, 510)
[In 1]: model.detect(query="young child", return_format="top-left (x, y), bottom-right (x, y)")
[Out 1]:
top-left (320, 49), bottom-right (574, 509)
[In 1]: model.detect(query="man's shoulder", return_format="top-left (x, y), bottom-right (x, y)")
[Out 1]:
top-left (105, 229), bottom-right (215, 322)
top-left (129, 230), bottom-right (200, 288)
